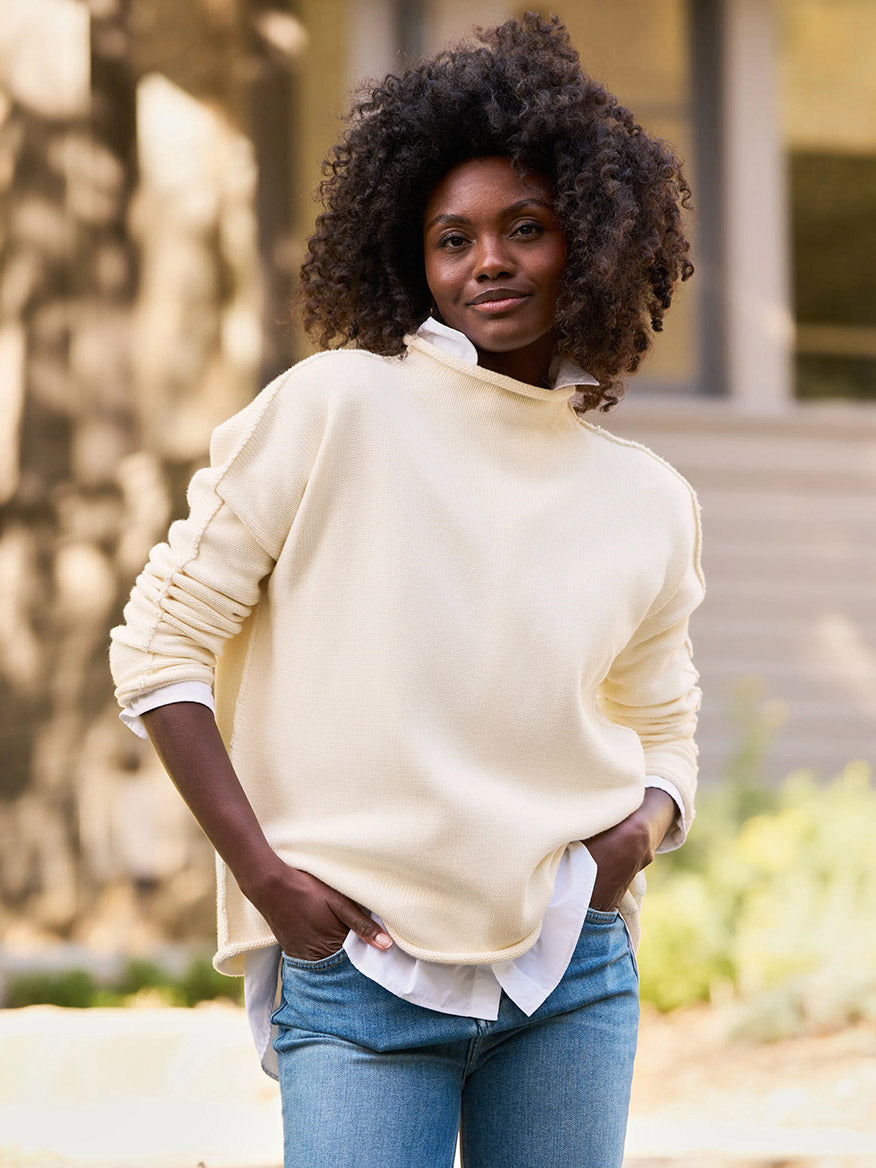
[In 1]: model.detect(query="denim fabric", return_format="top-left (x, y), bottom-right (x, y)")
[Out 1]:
top-left (272, 908), bottom-right (639, 1167)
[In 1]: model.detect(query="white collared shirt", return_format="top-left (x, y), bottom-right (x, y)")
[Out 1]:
top-left (415, 314), bottom-right (600, 390)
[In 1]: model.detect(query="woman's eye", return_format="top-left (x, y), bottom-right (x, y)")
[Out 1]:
top-left (438, 233), bottom-right (469, 250)
top-left (513, 221), bottom-right (544, 238)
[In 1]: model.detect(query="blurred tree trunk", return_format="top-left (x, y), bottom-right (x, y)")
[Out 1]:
top-left (0, 0), bottom-right (139, 932)
top-left (0, 0), bottom-right (300, 951)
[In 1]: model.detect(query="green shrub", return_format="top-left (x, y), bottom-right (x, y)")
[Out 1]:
top-left (4, 954), bottom-right (243, 1009)
top-left (5, 968), bottom-right (98, 1009)
top-left (178, 955), bottom-right (243, 1007)
top-left (114, 958), bottom-right (174, 998)
top-left (638, 759), bottom-right (876, 1037)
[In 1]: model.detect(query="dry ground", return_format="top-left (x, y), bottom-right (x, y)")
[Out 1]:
top-left (626, 1005), bottom-right (876, 1166)
top-left (0, 1001), bottom-right (874, 1167)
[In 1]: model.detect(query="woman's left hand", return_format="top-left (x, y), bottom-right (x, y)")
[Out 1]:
top-left (583, 788), bottom-right (678, 912)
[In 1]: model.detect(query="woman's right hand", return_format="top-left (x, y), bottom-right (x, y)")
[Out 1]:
top-left (244, 858), bottom-right (394, 962)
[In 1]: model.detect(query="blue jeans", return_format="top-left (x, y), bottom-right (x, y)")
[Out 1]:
top-left (272, 907), bottom-right (639, 1167)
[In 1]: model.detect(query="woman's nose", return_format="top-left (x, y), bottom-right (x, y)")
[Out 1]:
top-left (473, 235), bottom-right (514, 280)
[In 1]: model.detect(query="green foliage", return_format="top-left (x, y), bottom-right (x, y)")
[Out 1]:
top-left (5, 955), bottom-right (243, 1009)
top-left (6, 968), bottom-right (98, 1009)
top-left (114, 959), bottom-right (172, 998)
top-left (638, 758), bottom-right (876, 1037)
top-left (177, 955), bottom-right (244, 1007)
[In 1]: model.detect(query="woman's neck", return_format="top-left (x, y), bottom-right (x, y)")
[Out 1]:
top-left (475, 331), bottom-right (557, 388)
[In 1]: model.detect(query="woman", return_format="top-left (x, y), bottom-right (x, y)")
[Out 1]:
top-left (111, 13), bottom-right (704, 1167)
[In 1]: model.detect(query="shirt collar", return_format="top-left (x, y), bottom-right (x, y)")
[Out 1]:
top-left (415, 317), bottom-right (599, 390)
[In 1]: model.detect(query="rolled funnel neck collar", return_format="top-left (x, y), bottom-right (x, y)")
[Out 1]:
top-left (415, 318), bottom-right (598, 394)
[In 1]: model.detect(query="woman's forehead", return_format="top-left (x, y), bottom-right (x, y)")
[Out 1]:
top-left (424, 156), bottom-right (554, 223)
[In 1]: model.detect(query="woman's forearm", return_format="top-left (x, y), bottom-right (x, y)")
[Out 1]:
top-left (140, 702), bottom-right (282, 897)
top-left (140, 701), bottom-right (392, 957)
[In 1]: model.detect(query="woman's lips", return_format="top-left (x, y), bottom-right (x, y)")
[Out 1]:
top-left (468, 290), bottom-right (530, 313)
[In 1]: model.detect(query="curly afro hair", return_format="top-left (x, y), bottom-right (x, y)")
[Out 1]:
top-left (300, 11), bottom-right (693, 411)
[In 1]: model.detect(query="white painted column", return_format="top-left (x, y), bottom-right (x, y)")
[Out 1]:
top-left (348, 0), bottom-right (399, 85)
top-left (425, 1), bottom-right (514, 49)
top-left (721, 0), bottom-right (794, 409)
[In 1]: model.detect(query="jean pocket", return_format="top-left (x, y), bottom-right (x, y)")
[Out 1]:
top-left (617, 913), bottom-right (640, 981)
top-left (584, 906), bottom-right (620, 924)
top-left (281, 945), bottom-right (348, 970)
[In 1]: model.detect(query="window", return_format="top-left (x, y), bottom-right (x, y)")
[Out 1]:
top-left (781, 0), bottom-right (876, 401)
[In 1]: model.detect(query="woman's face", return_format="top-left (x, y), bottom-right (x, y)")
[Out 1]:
top-left (422, 156), bottom-right (567, 385)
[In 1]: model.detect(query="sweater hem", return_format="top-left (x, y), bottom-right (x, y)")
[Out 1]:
top-left (382, 922), bottom-right (544, 966)
top-left (213, 934), bottom-right (279, 977)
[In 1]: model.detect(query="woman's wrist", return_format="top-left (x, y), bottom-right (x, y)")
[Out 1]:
top-left (235, 848), bottom-right (310, 909)
top-left (633, 787), bottom-right (678, 856)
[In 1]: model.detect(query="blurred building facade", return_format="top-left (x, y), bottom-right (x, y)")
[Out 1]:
top-left (0, 0), bottom-right (874, 948)
top-left (314, 0), bottom-right (876, 784)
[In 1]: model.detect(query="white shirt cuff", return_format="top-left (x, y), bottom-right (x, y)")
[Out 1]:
top-left (644, 776), bottom-right (689, 852)
top-left (120, 681), bottom-right (215, 739)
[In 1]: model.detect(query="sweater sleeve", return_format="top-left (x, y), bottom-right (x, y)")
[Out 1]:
top-left (110, 364), bottom-right (328, 708)
top-left (598, 486), bottom-right (705, 838)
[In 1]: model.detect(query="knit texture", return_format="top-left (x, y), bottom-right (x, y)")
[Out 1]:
top-left (110, 338), bottom-right (705, 974)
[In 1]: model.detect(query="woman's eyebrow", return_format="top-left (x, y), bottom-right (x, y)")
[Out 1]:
top-left (425, 212), bottom-right (474, 230)
top-left (424, 199), bottom-right (554, 232)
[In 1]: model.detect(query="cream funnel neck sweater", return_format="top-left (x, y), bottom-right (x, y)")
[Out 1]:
top-left (110, 337), bottom-right (704, 974)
